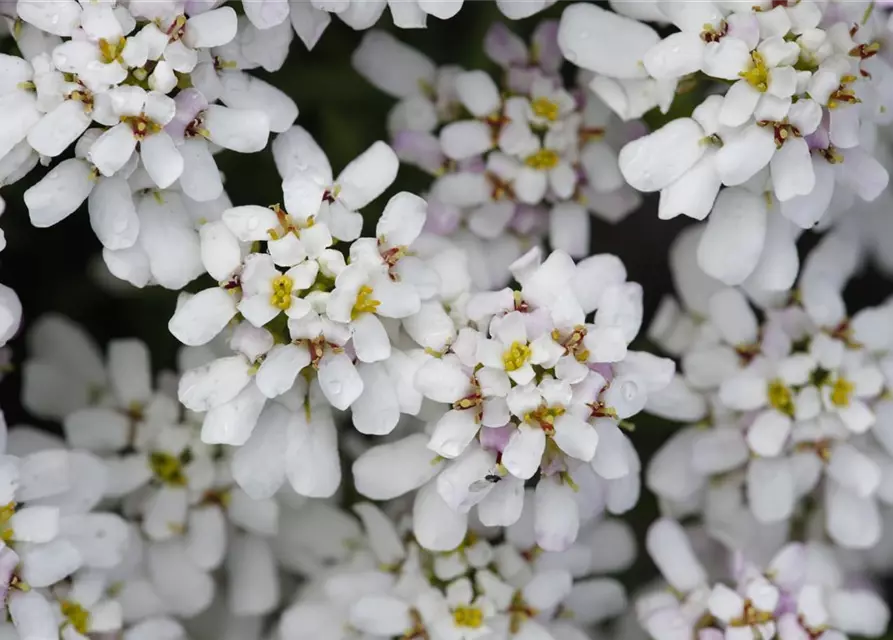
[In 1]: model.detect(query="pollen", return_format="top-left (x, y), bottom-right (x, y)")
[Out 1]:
top-left (502, 341), bottom-right (532, 372)
top-left (524, 405), bottom-right (566, 435)
top-left (530, 97), bottom-right (560, 122)
top-left (730, 600), bottom-right (773, 627)
top-left (98, 36), bottom-right (126, 64)
top-left (122, 113), bottom-right (161, 140)
top-left (524, 149), bottom-right (560, 170)
top-left (270, 274), bottom-right (294, 311)
top-left (351, 285), bottom-right (380, 319)
top-left (739, 51), bottom-right (769, 92)
top-left (453, 606), bottom-right (484, 628)
top-left (830, 377), bottom-right (855, 407)
top-left (767, 379), bottom-right (795, 416)
top-left (0, 501), bottom-right (16, 542)
top-left (149, 452), bottom-right (187, 487)
top-left (61, 600), bottom-right (91, 635)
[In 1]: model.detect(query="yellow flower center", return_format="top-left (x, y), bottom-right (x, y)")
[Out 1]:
top-left (830, 377), bottom-right (855, 407)
top-left (530, 97), bottom-right (560, 122)
top-left (0, 501), bottom-right (16, 542)
top-left (121, 113), bottom-right (161, 140)
top-left (502, 341), bottom-right (531, 372)
top-left (98, 36), bottom-right (127, 64)
top-left (270, 274), bottom-right (294, 311)
top-left (61, 600), bottom-right (91, 635)
top-left (731, 600), bottom-right (774, 627)
top-left (149, 452), bottom-right (187, 487)
top-left (351, 285), bottom-right (380, 319)
top-left (767, 379), bottom-right (794, 416)
top-left (739, 51), bottom-right (769, 92)
top-left (524, 149), bottom-right (559, 170)
top-left (453, 606), bottom-right (484, 629)
top-left (524, 405), bottom-right (566, 435)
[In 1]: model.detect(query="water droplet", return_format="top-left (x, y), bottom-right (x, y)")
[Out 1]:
top-left (51, 13), bottom-right (60, 24)
top-left (620, 381), bottom-right (637, 401)
top-left (329, 380), bottom-right (342, 396)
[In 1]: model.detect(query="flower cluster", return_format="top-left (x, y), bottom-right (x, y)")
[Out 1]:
top-left (1, 2), bottom-right (893, 640)
top-left (353, 24), bottom-right (641, 288)
top-left (559, 1), bottom-right (891, 292)
top-left (640, 518), bottom-right (890, 640)
top-left (646, 231), bottom-right (893, 555)
top-left (1, 0), bottom-right (298, 289)
top-left (20, 315), bottom-right (304, 637)
top-left (352, 246), bottom-right (673, 552)
top-left (279, 500), bottom-right (633, 640)
top-left (285, 0), bottom-right (556, 49)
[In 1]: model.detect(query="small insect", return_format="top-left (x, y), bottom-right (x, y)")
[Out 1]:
top-left (469, 473), bottom-right (503, 492)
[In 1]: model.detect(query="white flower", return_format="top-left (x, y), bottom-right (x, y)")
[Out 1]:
top-left (279, 132), bottom-right (399, 242)
top-left (238, 254), bottom-right (319, 328)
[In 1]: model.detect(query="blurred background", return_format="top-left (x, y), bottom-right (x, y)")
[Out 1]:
top-left (3, 1), bottom-right (893, 625)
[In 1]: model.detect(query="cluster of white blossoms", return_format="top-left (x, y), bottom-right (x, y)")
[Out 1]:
top-left (279, 500), bottom-right (633, 640)
top-left (558, 0), bottom-right (892, 292)
top-left (159, 124), bottom-right (669, 558)
top-left (1, 0), bottom-right (299, 291)
top-left (352, 24), bottom-right (641, 288)
top-left (2, 2), bottom-right (893, 640)
top-left (645, 229), bottom-right (893, 558)
top-left (283, 0), bottom-right (556, 49)
top-left (350, 246), bottom-right (674, 553)
top-left (640, 518), bottom-right (890, 640)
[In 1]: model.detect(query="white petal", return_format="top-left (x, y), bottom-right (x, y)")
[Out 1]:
top-left (697, 187), bottom-right (767, 285)
top-left (747, 456), bottom-right (795, 523)
top-left (336, 141), bottom-right (399, 210)
top-left (201, 382), bottom-right (266, 446)
top-left (353, 434), bottom-right (442, 500)
top-left (646, 518), bottom-right (708, 592)
top-left (643, 32), bottom-right (705, 79)
top-left (9, 591), bottom-right (57, 640)
top-left (412, 481), bottom-right (468, 551)
top-left (88, 123), bottom-right (137, 177)
top-left (227, 534), bottom-right (280, 616)
top-left (318, 352), bottom-right (363, 411)
top-left (352, 362), bottom-right (400, 436)
top-left (618, 118), bottom-right (705, 192)
top-left (351, 30), bottom-right (435, 99)
top-left (168, 288), bottom-right (237, 346)
top-left (558, 3), bottom-right (659, 79)
top-left (349, 594), bottom-right (412, 636)
top-left (428, 409), bottom-right (480, 459)
top-left (352, 313), bottom-right (391, 363)
top-left (25, 159), bottom-right (93, 228)
top-left (202, 105), bottom-right (270, 153)
top-left (502, 424), bottom-right (545, 480)
top-left (27, 99), bottom-right (91, 157)
top-left (534, 476), bottom-right (580, 552)
top-left (141, 132), bottom-right (183, 189)
top-left (179, 356), bottom-right (251, 411)
top-left (231, 403), bottom-right (288, 499)
top-left (454, 70), bottom-right (501, 117)
top-left (826, 481), bottom-right (881, 549)
top-left (88, 176), bottom-right (139, 250)
top-left (771, 137), bottom-right (814, 202)
top-left (183, 7), bottom-right (238, 48)
top-left (439, 120), bottom-right (493, 160)
top-left (715, 124), bottom-right (776, 186)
